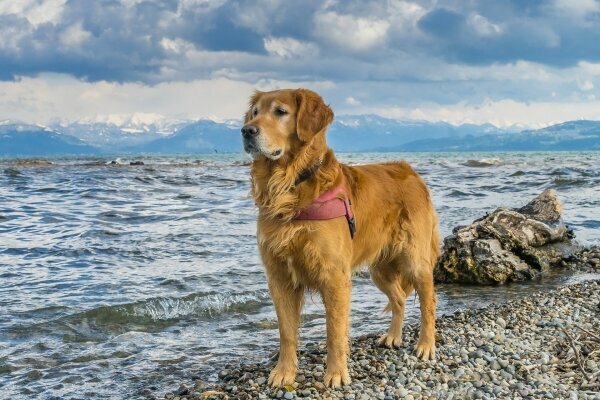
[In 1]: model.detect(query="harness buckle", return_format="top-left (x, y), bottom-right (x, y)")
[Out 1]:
top-left (343, 198), bottom-right (356, 239)
top-left (347, 216), bottom-right (356, 239)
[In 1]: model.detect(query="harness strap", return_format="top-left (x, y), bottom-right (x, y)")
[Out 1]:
top-left (293, 182), bottom-right (356, 239)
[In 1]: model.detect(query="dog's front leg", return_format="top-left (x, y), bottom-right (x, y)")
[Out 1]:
top-left (266, 271), bottom-right (304, 387)
top-left (320, 273), bottom-right (352, 388)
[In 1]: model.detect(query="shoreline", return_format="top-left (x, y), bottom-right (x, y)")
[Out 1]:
top-left (165, 278), bottom-right (599, 400)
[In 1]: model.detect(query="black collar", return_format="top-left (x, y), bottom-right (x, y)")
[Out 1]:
top-left (294, 158), bottom-right (323, 186)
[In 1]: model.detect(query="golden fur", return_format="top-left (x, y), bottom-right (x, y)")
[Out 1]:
top-left (243, 89), bottom-right (440, 388)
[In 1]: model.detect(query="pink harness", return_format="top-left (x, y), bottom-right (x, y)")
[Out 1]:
top-left (293, 184), bottom-right (356, 239)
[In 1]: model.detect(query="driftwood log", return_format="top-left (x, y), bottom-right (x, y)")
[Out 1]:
top-left (434, 189), bottom-right (578, 284)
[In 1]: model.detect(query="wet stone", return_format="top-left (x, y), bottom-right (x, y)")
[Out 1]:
top-left (283, 391), bottom-right (295, 399)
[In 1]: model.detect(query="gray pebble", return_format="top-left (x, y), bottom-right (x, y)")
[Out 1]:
top-left (218, 369), bottom-right (230, 379)
top-left (540, 352), bottom-right (551, 364)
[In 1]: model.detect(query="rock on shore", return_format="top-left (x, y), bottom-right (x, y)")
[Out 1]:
top-left (434, 189), bottom-right (583, 284)
top-left (163, 280), bottom-right (600, 400)
top-left (11, 160), bottom-right (54, 167)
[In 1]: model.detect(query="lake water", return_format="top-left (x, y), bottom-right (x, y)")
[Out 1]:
top-left (1, 152), bottom-right (599, 399)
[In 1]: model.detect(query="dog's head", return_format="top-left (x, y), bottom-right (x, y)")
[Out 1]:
top-left (241, 89), bottom-right (334, 160)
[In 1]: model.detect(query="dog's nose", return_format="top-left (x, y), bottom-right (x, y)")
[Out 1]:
top-left (241, 124), bottom-right (259, 138)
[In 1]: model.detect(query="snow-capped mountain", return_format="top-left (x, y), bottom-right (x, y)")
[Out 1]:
top-left (131, 119), bottom-right (242, 153)
top-left (0, 120), bottom-right (54, 133)
top-left (0, 121), bottom-right (98, 156)
top-left (390, 120), bottom-right (600, 151)
top-left (329, 115), bottom-right (514, 152)
top-left (51, 113), bottom-right (192, 149)
top-left (69, 113), bottom-right (188, 134)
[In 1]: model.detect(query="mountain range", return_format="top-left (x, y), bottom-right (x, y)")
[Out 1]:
top-left (0, 122), bottom-right (98, 156)
top-left (1, 116), bottom-right (599, 157)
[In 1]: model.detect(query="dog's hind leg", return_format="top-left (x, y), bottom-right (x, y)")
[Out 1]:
top-left (370, 259), bottom-right (413, 348)
top-left (413, 266), bottom-right (436, 360)
top-left (411, 224), bottom-right (439, 361)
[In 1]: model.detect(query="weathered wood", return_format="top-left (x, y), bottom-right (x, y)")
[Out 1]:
top-left (434, 189), bottom-right (577, 284)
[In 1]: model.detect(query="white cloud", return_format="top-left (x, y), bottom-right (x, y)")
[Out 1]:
top-left (314, 11), bottom-right (390, 52)
top-left (0, 0), bottom-right (67, 26)
top-left (263, 37), bottom-right (319, 59)
top-left (578, 79), bottom-right (595, 90)
top-left (59, 21), bottom-right (91, 48)
top-left (160, 38), bottom-right (195, 54)
top-left (0, 74), bottom-right (335, 125)
top-left (0, 22), bottom-right (28, 54)
top-left (577, 63), bottom-right (600, 79)
top-left (388, 1), bottom-right (426, 24)
top-left (387, 1), bottom-right (427, 34)
top-left (432, 60), bottom-right (556, 82)
top-left (177, 0), bottom-right (227, 9)
top-left (468, 14), bottom-right (503, 37)
top-left (552, 0), bottom-right (600, 20)
top-left (345, 96), bottom-right (360, 106)
top-left (363, 98), bottom-right (600, 128)
top-left (4, 71), bottom-right (600, 130)
top-left (232, 0), bottom-right (285, 35)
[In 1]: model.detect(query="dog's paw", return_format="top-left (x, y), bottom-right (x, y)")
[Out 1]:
top-left (268, 364), bottom-right (296, 387)
top-left (415, 340), bottom-right (435, 360)
top-left (323, 368), bottom-right (351, 388)
top-left (378, 333), bottom-right (402, 348)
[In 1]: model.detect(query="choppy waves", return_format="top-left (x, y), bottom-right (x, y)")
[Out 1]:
top-left (6, 290), bottom-right (272, 343)
top-left (462, 158), bottom-right (503, 167)
top-left (83, 290), bottom-right (271, 324)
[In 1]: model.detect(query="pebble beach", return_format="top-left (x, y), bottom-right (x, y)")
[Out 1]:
top-left (165, 275), bottom-right (600, 400)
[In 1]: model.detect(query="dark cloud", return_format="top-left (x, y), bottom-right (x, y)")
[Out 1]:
top-left (415, 3), bottom-right (600, 66)
top-left (229, 0), bottom-right (321, 40)
top-left (0, 0), bottom-right (599, 83)
top-left (418, 8), bottom-right (465, 38)
top-left (176, 3), bottom-right (264, 53)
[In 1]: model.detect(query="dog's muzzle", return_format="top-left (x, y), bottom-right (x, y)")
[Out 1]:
top-left (241, 124), bottom-right (260, 153)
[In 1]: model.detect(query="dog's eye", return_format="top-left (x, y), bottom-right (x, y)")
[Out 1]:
top-left (275, 107), bottom-right (288, 116)
top-left (252, 107), bottom-right (258, 117)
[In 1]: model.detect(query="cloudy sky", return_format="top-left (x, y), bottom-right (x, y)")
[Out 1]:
top-left (1, 0), bottom-right (600, 127)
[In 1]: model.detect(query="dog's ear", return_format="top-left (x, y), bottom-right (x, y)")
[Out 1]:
top-left (244, 90), bottom-right (263, 123)
top-left (295, 89), bottom-right (334, 142)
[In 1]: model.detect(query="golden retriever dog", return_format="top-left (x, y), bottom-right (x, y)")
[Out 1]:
top-left (241, 88), bottom-right (440, 388)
